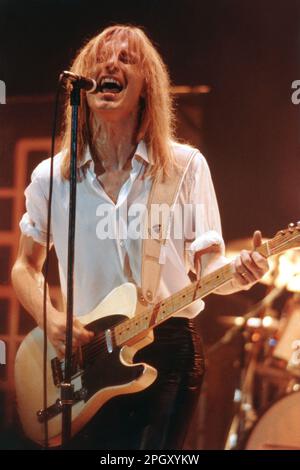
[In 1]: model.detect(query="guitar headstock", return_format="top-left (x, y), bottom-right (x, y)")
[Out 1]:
top-left (270, 222), bottom-right (300, 256)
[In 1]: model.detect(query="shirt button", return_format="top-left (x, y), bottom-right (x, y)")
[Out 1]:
top-left (146, 290), bottom-right (153, 302)
top-left (119, 240), bottom-right (125, 247)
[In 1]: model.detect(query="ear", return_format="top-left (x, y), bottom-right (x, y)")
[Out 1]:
top-left (136, 97), bottom-right (148, 142)
top-left (140, 80), bottom-right (146, 99)
top-left (139, 96), bottom-right (145, 110)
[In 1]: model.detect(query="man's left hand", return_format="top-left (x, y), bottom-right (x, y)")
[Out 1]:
top-left (233, 230), bottom-right (269, 289)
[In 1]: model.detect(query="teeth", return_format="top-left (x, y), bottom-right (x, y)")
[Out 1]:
top-left (100, 77), bottom-right (122, 87)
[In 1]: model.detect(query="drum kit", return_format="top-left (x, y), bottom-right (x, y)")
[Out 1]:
top-left (222, 238), bottom-right (300, 450)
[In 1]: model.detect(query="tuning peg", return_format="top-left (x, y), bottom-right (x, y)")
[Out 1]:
top-left (288, 223), bottom-right (295, 231)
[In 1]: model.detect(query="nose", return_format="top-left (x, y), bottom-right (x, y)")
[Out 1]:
top-left (104, 52), bottom-right (119, 73)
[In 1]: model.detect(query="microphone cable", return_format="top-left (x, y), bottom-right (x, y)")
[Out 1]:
top-left (42, 74), bottom-right (64, 448)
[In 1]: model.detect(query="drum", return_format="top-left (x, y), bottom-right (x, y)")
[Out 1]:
top-left (245, 391), bottom-right (300, 449)
top-left (273, 306), bottom-right (300, 367)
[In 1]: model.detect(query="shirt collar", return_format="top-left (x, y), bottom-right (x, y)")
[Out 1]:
top-left (78, 147), bottom-right (92, 168)
top-left (134, 140), bottom-right (150, 166)
top-left (78, 140), bottom-right (151, 169)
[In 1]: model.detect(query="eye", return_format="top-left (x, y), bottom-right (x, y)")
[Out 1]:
top-left (119, 50), bottom-right (137, 65)
top-left (96, 53), bottom-right (106, 64)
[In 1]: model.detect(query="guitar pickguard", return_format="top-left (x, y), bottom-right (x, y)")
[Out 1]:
top-left (81, 315), bottom-right (145, 401)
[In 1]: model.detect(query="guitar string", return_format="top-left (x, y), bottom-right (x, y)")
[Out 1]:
top-left (76, 287), bottom-right (202, 363)
top-left (65, 235), bottom-right (299, 366)
top-left (78, 236), bottom-right (295, 362)
top-left (80, 281), bottom-right (215, 356)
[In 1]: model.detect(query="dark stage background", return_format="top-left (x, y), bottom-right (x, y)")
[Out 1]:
top-left (0, 0), bottom-right (300, 450)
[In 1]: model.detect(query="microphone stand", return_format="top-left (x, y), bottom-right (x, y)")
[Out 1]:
top-left (61, 82), bottom-right (81, 446)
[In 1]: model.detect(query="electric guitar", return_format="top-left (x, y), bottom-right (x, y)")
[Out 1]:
top-left (15, 224), bottom-right (300, 446)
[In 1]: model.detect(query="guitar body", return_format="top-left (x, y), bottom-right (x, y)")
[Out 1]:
top-left (15, 283), bottom-right (157, 447)
top-left (14, 223), bottom-right (300, 447)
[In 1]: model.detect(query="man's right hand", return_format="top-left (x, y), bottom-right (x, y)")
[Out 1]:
top-left (11, 235), bottom-right (95, 360)
top-left (46, 309), bottom-right (94, 359)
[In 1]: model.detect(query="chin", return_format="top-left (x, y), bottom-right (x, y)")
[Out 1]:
top-left (92, 104), bottom-right (126, 122)
top-left (88, 93), bottom-right (139, 120)
top-left (92, 98), bottom-right (121, 112)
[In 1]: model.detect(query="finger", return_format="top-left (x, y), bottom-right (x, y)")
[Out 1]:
top-left (73, 323), bottom-right (94, 344)
top-left (74, 319), bottom-right (94, 338)
top-left (233, 255), bottom-right (246, 280)
top-left (56, 341), bottom-right (79, 359)
top-left (79, 330), bottom-right (94, 345)
top-left (235, 252), bottom-right (255, 278)
top-left (59, 331), bottom-right (87, 351)
top-left (239, 251), bottom-right (261, 282)
top-left (56, 343), bottom-right (65, 360)
top-left (233, 270), bottom-right (250, 286)
top-left (251, 231), bottom-right (269, 277)
top-left (73, 323), bottom-right (92, 341)
top-left (53, 331), bottom-right (67, 344)
top-left (233, 271), bottom-right (249, 286)
top-left (253, 230), bottom-right (262, 250)
top-left (235, 250), bottom-right (256, 285)
top-left (55, 326), bottom-right (92, 351)
top-left (251, 251), bottom-right (269, 273)
top-left (194, 252), bottom-right (201, 280)
top-left (51, 323), bottom-right (66, 343)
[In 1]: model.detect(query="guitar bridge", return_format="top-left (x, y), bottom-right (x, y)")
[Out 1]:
top-left (51, 351), bottom-right (83, 387)
top-left (51, 357), bottom-right (63, 387)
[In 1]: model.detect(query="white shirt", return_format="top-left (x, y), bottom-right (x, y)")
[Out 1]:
top-left (20, 141), bottom-right (224, 318)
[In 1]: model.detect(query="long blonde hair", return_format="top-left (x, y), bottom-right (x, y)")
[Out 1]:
top-left (60, 24), bottom-right (176, 179)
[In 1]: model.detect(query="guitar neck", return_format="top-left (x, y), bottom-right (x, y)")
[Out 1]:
top-left (113, 230), bottom-right (298, 348)
top-left (113, 262), bottom-right (232, 347)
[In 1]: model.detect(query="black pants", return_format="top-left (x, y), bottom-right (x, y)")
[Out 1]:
top-left (68, 317), bottom-right (205, 450)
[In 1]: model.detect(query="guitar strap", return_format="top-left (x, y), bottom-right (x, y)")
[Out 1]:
top-left (140, 146), bottom-right (198, 304)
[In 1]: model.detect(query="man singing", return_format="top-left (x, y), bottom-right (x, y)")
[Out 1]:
top-left (12, 25), bottom-right (268, 449)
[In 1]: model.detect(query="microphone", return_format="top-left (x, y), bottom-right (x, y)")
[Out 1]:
top-left (60, 70), bottom-right (98, 93)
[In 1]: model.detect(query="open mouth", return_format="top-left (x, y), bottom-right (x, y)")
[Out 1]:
top-left (99, 77), bottom-right (124, 94)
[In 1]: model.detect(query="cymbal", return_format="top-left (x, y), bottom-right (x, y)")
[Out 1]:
top-left (218, 315), bottom-right (279, 330)
top-left (274, 249), bottom-right (300, 292)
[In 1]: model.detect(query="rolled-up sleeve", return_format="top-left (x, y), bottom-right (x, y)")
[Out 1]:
top-left (185, 152), bottom-right (225, 273)
top-left (19, 167), bottom-right (52, 246)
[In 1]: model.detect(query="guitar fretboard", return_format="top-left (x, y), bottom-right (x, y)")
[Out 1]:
top-left (113, 262), bottom-right (233, 346)
top-left (113, 228), bottom-right (300, 348)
